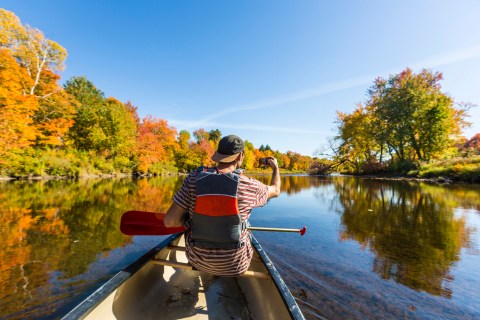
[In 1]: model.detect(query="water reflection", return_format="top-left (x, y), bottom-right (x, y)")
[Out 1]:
top-left (0, 175), bottom-right (479, 319)
top-left (0, 177), bottom-right (181, 319)
top-left (254, 174), bottom-right (329, 195)
top-left (333, 178), bottom-right (477, 297)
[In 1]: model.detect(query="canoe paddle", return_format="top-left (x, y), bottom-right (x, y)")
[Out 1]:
top-left (120, 210), bottom-right (306, 236)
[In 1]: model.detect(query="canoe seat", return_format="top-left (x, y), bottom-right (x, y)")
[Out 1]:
top-left (153, 247), bottom-right (271, 279)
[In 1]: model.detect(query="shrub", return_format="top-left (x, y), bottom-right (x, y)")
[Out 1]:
top-left (418, 156), bottom-right (480, 182)
top-left (113, 156), bottom-right (134, 173)
top-left (93, 158), bottom-right (115, 174)
top-left (388, 159), bottom-right (417, 173)
top-left (149, 161), bottom-right (178, 175)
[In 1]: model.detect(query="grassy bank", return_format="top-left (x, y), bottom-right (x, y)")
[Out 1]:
top-left (408, 156), bottom-right (480, 183)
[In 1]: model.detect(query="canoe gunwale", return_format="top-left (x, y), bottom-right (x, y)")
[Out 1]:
top-left (251, 235), bottom-right (306, 320)
top-left (61, 233), bottom-right (181, 320)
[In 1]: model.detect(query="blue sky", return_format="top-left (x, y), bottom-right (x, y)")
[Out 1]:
top-left (3, 1), bottom-right (480, 156)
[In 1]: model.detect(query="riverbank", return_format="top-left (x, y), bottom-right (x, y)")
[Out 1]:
top-left (2, 156), bottom-right (478, 184)
top-left (0, 172), bottom-right (181, 181)
top-left (360, 175), bottom-right (459, 184)
top-left (333, 156), bottom-right (480, 184)
top-left (410, 156), bottom-right (480, 183)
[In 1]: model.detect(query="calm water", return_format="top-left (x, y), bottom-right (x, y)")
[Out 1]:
top-left (0, 175), bottom-right (479, 319)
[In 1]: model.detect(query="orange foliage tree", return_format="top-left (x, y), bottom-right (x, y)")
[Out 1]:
top-left (33, 69), bottom-right (76, 147)
top-left (137, 116), bottom-right (178, 173)
top-left (0, 49), bottom-right (38, 161)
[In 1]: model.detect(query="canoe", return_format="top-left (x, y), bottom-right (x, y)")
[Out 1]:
top-left (62, 233), bottom-right (305, 320)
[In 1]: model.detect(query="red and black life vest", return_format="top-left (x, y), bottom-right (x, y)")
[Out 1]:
top-left (190, 167), bottom-right (248, 249)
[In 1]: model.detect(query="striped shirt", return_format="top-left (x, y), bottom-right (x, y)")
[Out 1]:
top-left (173, 169), bottom-right (269, 276)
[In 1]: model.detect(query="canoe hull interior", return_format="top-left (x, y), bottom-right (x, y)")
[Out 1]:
top-left (64, 234), bottom-right (304, 320)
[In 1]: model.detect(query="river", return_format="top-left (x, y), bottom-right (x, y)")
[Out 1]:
top-left (0, 175), bottom-right (479, 319)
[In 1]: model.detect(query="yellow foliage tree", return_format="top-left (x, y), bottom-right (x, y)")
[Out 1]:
top-left (0, 8), bottom-right (67, 96)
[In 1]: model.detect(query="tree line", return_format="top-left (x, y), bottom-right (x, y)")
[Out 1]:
top-left (2, 8), bottom-right (478, 179)
top-left (0, 9), bottom-right (314, 178)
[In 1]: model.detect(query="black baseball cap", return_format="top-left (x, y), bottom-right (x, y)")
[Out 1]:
top-left (211, 135), bottom-right (244, 163)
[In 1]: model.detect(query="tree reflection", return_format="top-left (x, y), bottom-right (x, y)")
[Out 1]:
top-left (334, 178), bottom-right (477, 297)
top-left (252, 174), bottom-right (327, 195)
top-left (0, 176), bottom-right (181, 318)
top-left (2, 174), bottom-right (478, 317)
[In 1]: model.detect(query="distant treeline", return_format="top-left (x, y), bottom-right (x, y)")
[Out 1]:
top-left (0, 9), bottom-right (314, 178)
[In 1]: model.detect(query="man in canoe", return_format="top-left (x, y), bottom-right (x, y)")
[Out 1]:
top-left (164, 134), bottom-right (281, 276)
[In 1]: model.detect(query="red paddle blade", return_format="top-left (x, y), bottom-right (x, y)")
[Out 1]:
top-left (120, 210), bottom-right (186, 235)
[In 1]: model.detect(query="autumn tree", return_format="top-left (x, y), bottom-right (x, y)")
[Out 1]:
top-left (336, 104), bottom-right (383, 173)
top-left (33, 69), bottom-right (76, 147)
top-left (462, 133), bottom-right (480, 155)
top-left (174, 130), bottom-right (200, 172)
top-left (191, 128), bottom-right (221, 167)
top-left (97, 97), bottom-right (138, 160)
top-left (242, 140), bottom-right (256, 169)
top-left (0, 49), bottom-right (38, 160)
top-left (208, 129), bottom-right (221, 143)
top-left (334, 68), bottom-right (471, 174)
top-left (1, 9), bottom-right (74, 150)
top-left (193, 128), bottom-right (210, 144)
top-left (280, 153), bottom-right (291, 170)
top-left (124, 100), bottom-right (140, 126)
top-left (368, 68), bottom-right (464, 162)
top-left (177, 130), bottom-right (191, 150)
top-left (137, 116), bottom-right (177, 173)
top-left (0, 9), bottom-right (67, 96)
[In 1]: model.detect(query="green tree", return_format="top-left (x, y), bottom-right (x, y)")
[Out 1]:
top-left (208, 129), bottom-right (221, 143)
top-left (64, 76), bottom-right (105, 151)
top-left (334, 68), bottom-right (471, 174)
top-left (98, 98), bottom-right (138, 160)
top-left (368, 68), bottom-right (463, 162)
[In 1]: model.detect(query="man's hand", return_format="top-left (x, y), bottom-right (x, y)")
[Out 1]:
top-left (265, 156), bottom-right (279, 170)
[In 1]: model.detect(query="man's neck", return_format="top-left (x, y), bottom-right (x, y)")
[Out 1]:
top-left (216, 163), bottom-right (237, 173)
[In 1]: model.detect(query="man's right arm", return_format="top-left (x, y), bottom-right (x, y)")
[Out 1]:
top-left (164, 202), bottom-right (187, 227)
top-left (266, 157), bottom-right (281, 199)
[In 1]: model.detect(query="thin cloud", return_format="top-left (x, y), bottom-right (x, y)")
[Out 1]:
top-left (409, 43), bottom-right (480, 70)
top-left (174, 44), bottom-right (480, 131)
top-left (170, 119), bottom-right (327, 134)
top-left (180, 74), bottom-right (373, 129)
